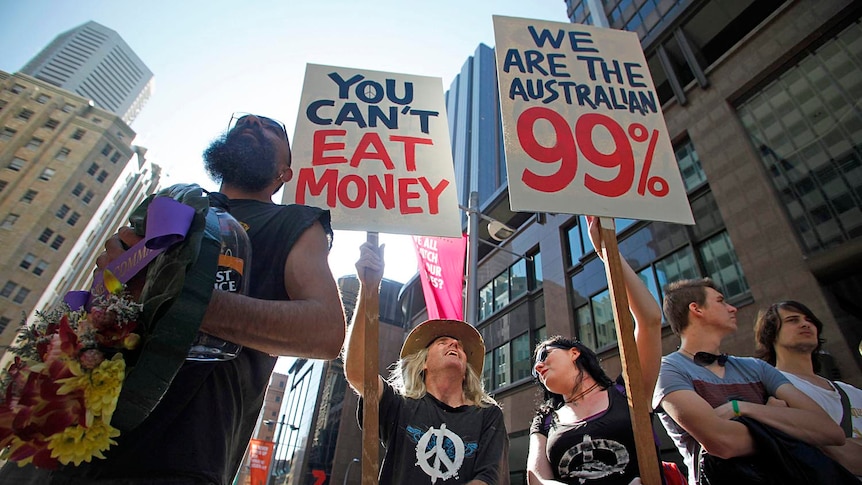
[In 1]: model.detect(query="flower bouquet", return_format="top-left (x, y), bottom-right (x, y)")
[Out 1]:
top-left (0, 184), bottom-right (223, 470)
top-left (0, 273), bottom-right (140, 468)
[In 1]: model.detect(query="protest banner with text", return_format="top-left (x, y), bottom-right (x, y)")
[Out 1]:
top-left (284, 64), bottom-right (462, 237)
top-left (493, 16), bottom-right (694, 225)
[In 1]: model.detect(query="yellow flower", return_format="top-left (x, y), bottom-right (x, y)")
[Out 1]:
top-left (47, 418), bottom-right (120, 466)
top-left (85, 355), bottom-right (125, 421)
top-left (103, 270), bottom-right (123, 295)
top-left (56, 354), bottom-right (125, 424)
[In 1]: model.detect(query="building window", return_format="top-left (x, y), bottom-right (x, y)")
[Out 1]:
top-left (737, 22), bottom-right (862, 254)
top-left (43, 119), bottom-right (59, 130)
top-left (1, 213), bottom-right (19, 229)
top-left (36, 94), bottom-right (50, 104)
top-left (56, 204), bottom-right (70, 218)
top-left (0, 180), bottom-right (7, 193)
top-left (72, 183), bottom-right (85, 196)
top-left (25, 138), bottom-right (43, 150)
top-left (20, 190), bottom-right (37, 203)
top-left (8, 157), bottom-right (26, 171)
top-left (10, 84), bottom-right (26, 94)
top-left (62, 104), bottom-right (75, 113)
top-left (0, 127), bottom-right (16, 141)
top-left (481, 295), bottom-right (545, 391)
top-left (67, 212), bottom-right (80, 226)
top-left (1, 281), bottom-right (17, 298)
top-left (110, 152), bottom-right (121, 163)
top-left (0, 317), bottom-right (10, 334)
top-left (12, 287), bottom-right (30, 304)
top-left (675, 140), bottom-right (707, 191)
top-left (55, 148), bottom-right (70, 160)
top-left (97, 170), bottom-right (108, 183)
top-left (71, 129), bottom-right (85, 140)
top-left (101, 143), bottom-right (112, 156)
top-left (82, 190), bottom-right (94, 204)
top-left (38, 228), bottom-right (54, 243)
top-left (511, 333), bottom-right (532, 382)
top-left (39, 168), bottom-right (56, 181)
top-left (493, 344), bottom-right (510, 388)
top-left (87, 163), bottom-right (99, 175)
top-left (33, 261), bottom-right (48, 276)
top-left (529, 250), bottom-right (543, 290)
top-left (19, 254), bottom-right (36, 270)
top-left (17, 109), bottom-right (34, 121)
top-left (50, 235), bottom-right (65, 250)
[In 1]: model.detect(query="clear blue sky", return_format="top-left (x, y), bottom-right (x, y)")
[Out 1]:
top-left (0, 0), bottom-right (568, 282)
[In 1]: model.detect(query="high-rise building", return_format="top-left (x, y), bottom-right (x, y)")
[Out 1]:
top-left (0, 70), bottom-right (158, 348)
top-left (393, 0), bottom-right (861, 481)
top-left (21, 21), bottom-right (154, 125)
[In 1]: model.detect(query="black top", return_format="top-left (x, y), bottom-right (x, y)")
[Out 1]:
top-left (361, 381), bottom-right (508, 484)
top-left (53, 199), bottom-right (331, 484)
top-left (531, 384), bottom-right (642, 485)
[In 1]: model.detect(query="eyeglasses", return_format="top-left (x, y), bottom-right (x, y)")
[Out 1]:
top-left (228, 112), bottom-right (289, 144)
top-left (532, 344), bottom-right (569, 378)
top-left (693, 351), bottom-right (728, 367)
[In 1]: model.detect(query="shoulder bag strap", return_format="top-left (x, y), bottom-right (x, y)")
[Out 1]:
top-left (832, 380), bottom-right (853, 438)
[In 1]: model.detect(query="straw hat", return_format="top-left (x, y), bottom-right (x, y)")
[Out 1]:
top-left (400, 319), bottom-right (485, 375)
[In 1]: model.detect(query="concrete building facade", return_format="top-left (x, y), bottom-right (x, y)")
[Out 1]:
top-left (0, 71), bottom-right (152, 347)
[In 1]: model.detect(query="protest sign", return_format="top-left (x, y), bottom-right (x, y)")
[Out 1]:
top-left (493, 15), bottom-right (693, 225)
top-left (284, 64), bottom-right (462, 237)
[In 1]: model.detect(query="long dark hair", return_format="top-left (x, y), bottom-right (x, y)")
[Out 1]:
top-left (533, 336), bottom-right (614, 421)
top-left (754, 300), bottom-right (825, 372)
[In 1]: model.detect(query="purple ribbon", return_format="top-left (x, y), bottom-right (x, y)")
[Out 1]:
top-left (70, 197), bottom-right (196, 308)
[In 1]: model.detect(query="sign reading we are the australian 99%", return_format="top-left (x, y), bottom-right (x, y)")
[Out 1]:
top-left (493, 16), bottom-right (694, 225)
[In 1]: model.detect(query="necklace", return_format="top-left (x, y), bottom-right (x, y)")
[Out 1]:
top-left (565, 382), bottom-right (600, 405)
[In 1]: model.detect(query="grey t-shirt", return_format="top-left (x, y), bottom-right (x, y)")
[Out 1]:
top-left (652, 352), bottom-right (789, 485)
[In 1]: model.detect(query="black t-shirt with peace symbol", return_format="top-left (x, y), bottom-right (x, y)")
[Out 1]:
top-left (366, 380), bottom-right (508, 484)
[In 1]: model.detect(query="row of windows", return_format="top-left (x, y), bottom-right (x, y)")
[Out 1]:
top-left (55, 204), bottom-right (81, 226)
top-left (1, 281), bottom-right (30, 305)
top-left (19, 253), bottom-right (49, 276)
top-left (38, 228), bottom-right (65, 250)
top-left (477, 254), bottom-right (543, 321)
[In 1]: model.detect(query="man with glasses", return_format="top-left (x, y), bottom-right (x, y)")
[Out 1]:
top-left (344, 242), bottom-right (508, 485)
top-left (652, 279), bottom-right (846, 484)
top-left (0, 113), bottom-right (345, 485)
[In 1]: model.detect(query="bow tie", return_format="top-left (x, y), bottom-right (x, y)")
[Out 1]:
top-left (681, 349), bottom-right (728, 367)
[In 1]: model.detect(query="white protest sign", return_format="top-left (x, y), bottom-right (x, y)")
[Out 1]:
top-left (283, 64), bottom-right (462, 237)
top-left (493, 16), bottom-right (694, 225)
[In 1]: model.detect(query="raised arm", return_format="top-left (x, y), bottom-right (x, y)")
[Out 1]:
top-left (343, 242), bottom-right (385, 400)
top-left (586, 216), bottom-right (663, 396)
top-left (200, 220), bottom-right (345, 358)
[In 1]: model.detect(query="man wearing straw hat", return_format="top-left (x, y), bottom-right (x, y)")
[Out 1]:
top-left (344, 242), bottom-right (509, 485)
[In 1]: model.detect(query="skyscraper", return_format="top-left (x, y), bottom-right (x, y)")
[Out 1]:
top-left (21, 21), bottom-right (153, 125)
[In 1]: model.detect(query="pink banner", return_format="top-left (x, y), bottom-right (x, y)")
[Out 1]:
top-left (412, 235), bottom-right (467, 320)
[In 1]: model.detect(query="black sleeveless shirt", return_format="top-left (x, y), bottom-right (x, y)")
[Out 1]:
top-left (58, 199), bottom-right (331, 484)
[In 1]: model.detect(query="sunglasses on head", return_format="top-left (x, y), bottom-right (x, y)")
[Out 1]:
top-left (532, 344), bottom-right (570, 378)
top-left (228, 112), bottom-right (289, 143)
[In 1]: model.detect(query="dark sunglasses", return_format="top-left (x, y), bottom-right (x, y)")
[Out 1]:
top-left (228, 112), bottom-right (289, 143)
top-left (532, 344), bottom-right (569, 378)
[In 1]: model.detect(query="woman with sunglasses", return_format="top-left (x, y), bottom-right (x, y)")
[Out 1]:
top-left (527, 216), bottom-right (664, 485)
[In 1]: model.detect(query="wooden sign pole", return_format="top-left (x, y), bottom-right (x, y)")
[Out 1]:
top-left (597, 217), bottom-right (662, 485)
top-left (361, 232), bottom-right (380, 485)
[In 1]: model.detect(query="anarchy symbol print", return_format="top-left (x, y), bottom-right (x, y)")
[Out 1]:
top-left (558, 434), bottom-right (629, 484)
top-left (415, 423), bottom-right (466, 483)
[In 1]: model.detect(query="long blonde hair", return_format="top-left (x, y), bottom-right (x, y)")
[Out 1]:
top-left (387, 347), bottom-right (497, 408)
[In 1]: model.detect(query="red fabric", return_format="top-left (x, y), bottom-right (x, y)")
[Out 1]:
top-left (662, 461), bottom-right (688, 485)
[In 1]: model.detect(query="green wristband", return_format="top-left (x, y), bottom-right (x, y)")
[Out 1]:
top-left (732, 399), bottom-right (741, 417)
